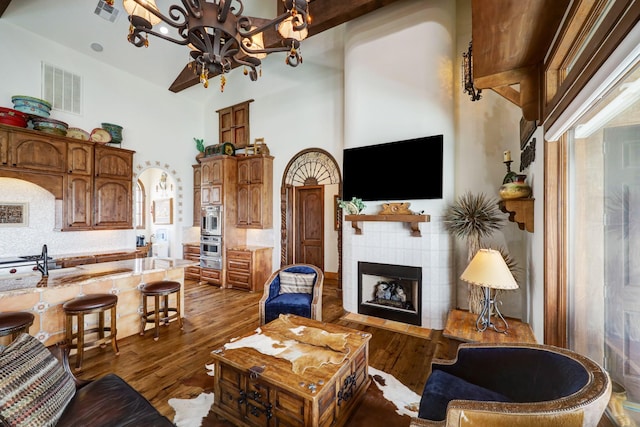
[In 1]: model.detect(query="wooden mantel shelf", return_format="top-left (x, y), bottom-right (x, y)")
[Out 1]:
top-left (345, 214), bottom-right (430, 237)
top-left (499, 198), bottom-right (534, 233)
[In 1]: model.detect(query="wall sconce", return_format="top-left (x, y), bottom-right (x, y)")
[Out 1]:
top-left (462, 41), bottom-right (482, 102)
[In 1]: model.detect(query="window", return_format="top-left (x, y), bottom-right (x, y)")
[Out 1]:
top-left (135, 180), bottom-right (146, 229)
top-left (567, 54), bottom-right (640, 427)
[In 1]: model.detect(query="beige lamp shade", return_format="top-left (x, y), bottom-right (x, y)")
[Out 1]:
top-left (123, 0), bottom-right (162, 25)
top-left (278, 15), bottom-right (308, 41)
top-left (460, 249), bottom-right (518, 290)
top-left (241, 28), bottom-right (267, 59)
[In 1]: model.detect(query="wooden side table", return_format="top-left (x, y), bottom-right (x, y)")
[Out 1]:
top-left (443, 309), bottom-right (537, 344)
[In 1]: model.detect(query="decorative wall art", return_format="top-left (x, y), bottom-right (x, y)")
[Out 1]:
top-left (0, 203), bottom-right (28, 227)
top-left (153, 198), bottom-right (173, 225)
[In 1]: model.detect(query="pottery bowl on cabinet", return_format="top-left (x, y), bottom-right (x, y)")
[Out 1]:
top-left (31, 116), bottom-right (69, 136)
top-left (101, 122), bottom-right (123, 143)
top-left (11, 95), bottom-right (52, 117)
top-left (0, 107), bottom-right (29, 128)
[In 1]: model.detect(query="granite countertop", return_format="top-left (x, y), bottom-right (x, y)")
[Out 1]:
top-left (0, 258), bottom-right (196, 295)
top-left (54, 248), bottom-right (145, 260)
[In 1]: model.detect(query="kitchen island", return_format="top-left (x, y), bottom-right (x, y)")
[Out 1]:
top-left (0, 258), bottom-right (195, 346)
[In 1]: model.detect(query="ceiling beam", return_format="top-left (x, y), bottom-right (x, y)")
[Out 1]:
top-left (169, 0), bottom-right (402, 93)
top-left (0, 0), bottom-right (12, 17)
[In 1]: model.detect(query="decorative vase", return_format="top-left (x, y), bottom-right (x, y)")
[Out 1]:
top-left (499, 174), bottom-right (531, 200)
top-left (196, 151), bottom-right (205, 163)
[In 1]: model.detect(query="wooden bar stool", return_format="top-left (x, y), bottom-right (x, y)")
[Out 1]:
top-left (0, 311), bottom-right (35, 342)
top-left (63, 293), bottom-right (119, 370)
top-left (140, 280), bottom-right (183, 341)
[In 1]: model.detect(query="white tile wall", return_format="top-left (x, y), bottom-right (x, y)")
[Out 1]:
top-left (343, 215), bottom-right (453, 329)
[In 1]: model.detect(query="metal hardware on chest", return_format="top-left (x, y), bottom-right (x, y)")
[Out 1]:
top-left (337, 373), bottom-right (357, 406)
top-left (238, 390), bottom-right (273, 420)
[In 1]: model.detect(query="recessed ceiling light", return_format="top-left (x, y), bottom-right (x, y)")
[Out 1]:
top-left (91, 42), bottom-right (104, 52)
top-left (159, 26), bottom-right (169, 35)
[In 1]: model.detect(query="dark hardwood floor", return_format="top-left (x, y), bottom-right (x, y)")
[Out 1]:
top-left (74, 278), bottom-right (459, 420)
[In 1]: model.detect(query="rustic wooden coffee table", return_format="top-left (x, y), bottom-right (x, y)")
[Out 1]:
top-left (209, 314), bottom-right (371, 427)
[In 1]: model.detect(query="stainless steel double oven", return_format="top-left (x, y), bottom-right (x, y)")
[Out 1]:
top-left (200, 205), bottom-right (222, 270)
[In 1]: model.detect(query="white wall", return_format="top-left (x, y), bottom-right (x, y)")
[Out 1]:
top-left (454, 0), bottom-right (530, 323)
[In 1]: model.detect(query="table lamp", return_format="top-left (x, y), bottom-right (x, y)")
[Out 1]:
top-left (460, 249), bottom-right (518, 333)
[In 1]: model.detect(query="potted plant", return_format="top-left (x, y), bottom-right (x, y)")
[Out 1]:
top-left (443, 192), bottom-right (504, 313)
top-left (194, 138), bottom-right (205, 162)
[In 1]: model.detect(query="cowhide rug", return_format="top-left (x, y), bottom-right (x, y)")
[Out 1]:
top-left (168, 364), bottom-right (420, 427)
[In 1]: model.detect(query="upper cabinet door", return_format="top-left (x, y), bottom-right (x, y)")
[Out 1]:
top-left (94, 145), bottom-right (133, 179)
top-left (8, 132), bottom-right (67, 173)
top-left (217, 100), bottom-right (251, 149)
top-left (67, 141), bottom-right (94, 175)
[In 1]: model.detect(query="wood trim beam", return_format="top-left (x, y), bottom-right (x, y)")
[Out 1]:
top-left (0, 0), bottom-right (11, 17)
top-left (543, 136), bottom-right (568, 347)
top-left (474, 67), bottom-right (531, 89)
top-left (491, 86), bottom-right (520, 107)
top-left (169, 0), bottom-right (402, 92)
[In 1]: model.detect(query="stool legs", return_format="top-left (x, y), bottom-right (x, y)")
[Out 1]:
top-left (64, 300), bottom-right (118, 371)
top-left (140, 287), bottom-right (182, 341)
top-left (110, 306), bottom-right (119, 355)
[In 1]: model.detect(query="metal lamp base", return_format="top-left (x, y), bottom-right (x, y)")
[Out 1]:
top-left (476, 286), bottom-right (509, 334)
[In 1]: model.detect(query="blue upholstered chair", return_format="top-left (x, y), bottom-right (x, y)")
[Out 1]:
top-left (258, 264), bottom-right (323, 325)
top-left (411, 342), bottom-right (611, 427)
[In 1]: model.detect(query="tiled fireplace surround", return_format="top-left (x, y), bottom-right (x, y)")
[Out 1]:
top-left (342, 216), bottom-right (453, 330)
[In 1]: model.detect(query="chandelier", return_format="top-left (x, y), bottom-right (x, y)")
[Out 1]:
top-left (123, 0), bottom-right (310, 89)
top-left (462, 41), bottom-right (482, 101)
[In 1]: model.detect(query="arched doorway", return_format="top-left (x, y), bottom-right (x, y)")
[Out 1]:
top-left (280, 149), bottom-right (342, 289)
top-left (133, 160), bottom-right (185, 258)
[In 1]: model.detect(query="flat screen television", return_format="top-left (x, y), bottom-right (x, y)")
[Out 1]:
top-left (342, 135), bottom-right (443, 201)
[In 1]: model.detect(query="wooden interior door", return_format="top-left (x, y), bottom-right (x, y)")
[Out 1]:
top-left (294, 186), bottom-right (324, 270)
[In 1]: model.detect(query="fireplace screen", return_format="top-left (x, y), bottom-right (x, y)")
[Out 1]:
top-left (358, 262), bottom-right (422, 325)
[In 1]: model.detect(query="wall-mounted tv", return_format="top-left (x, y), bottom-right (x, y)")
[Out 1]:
top-left (342, 135), bottom-right (443, 202)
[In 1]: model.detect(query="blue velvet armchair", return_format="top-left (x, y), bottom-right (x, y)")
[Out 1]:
top-left (411, 342), bottom-right (611, 427)
top-left (258, 264), bottom-right (323, 326)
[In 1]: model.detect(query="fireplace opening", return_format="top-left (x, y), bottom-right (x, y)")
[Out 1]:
top-left (358, 262), bottom-right (422, 326)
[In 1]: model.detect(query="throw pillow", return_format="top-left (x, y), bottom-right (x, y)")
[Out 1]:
top-left (418, 369), bottom-right (513, 421)
top-left (278, 271), bottom-right (316, 294)
top-left (0, 333), bottom-right (76, 427)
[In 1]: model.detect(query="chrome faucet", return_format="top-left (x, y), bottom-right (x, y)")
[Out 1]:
top-left (36, 244), bottom-right (49, 277)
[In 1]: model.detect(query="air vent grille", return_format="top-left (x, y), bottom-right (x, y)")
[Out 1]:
top-left (94, 0), bottom-right (119, 23)
top-left (41, 63), bottom-right (82, 115)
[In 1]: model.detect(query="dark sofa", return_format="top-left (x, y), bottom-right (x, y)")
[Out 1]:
top-left (0, 333), bottom-right (173, 427)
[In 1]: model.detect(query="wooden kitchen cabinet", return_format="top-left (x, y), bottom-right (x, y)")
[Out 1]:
top-left (94, 177), bottom-right (132, 229)
top-left (8, 132), bottom-right (67, 173)
top-left (67, 141), bottom-right (93, 175)
top-left (225, 246), bottom-right (272, 292)
top-left (193, 164), bottom-right (201, 226)
top-left (65, 174), bottom-right (93, 229)
top-left (0, 124), bottom-right (135, 231)
top-left (94, 145), bottom-right (133, 179)
top-left (217, 100), bottom-right (251, 149)
top-left (0, 130), bottom-right (8, 166)
top-left (201, 267), bottom-right (222, 286)
top-left (236, 155), bottom-right (273, 228)
top-left (64, 141), bottom-right (94, 230)
top-left (200, 156), bottom-right (237, 206)
top-left (182, 243), bottom-right (201, 281)
top-left (93, 146), bottom-right (134, 229)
